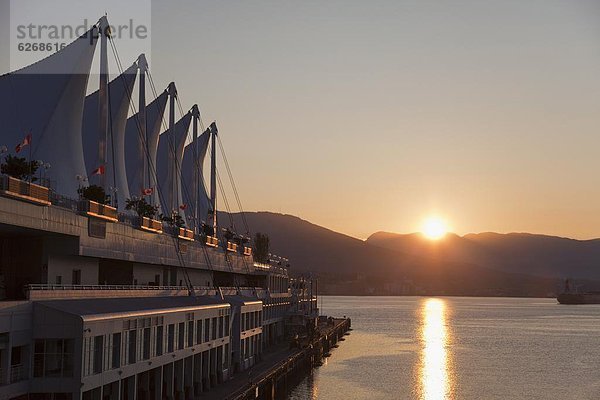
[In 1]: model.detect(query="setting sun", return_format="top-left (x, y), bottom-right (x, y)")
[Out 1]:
top-left (422, 217), bottom-right (448, 240)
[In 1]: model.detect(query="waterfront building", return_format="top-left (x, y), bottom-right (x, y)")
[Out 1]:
top-left (0, 16), bottom-right (317, 399)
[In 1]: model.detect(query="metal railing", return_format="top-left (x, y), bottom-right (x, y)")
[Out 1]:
top-left (26, 284), bottom-right (195, 291)
top-left (49, 192), bottom-right (79, 211)
top-left (118, 212), bottom-right (138, 226)
top-left (10, 364), bottom-right (25, 383)
top-left (26, 284), bottom-right (269, 295)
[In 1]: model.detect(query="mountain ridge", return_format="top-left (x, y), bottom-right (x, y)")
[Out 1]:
top-left (221, 211), bottom-right (600, 296)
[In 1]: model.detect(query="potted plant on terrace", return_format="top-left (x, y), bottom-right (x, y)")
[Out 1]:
top-left (161, 213), bottom-right (194, 241)
top-left (78, 185), bottom-right (117, 222)
top-left (0, 155), bottom-right (50, 205)
top-left (125, 198), bottom-right (162, 233)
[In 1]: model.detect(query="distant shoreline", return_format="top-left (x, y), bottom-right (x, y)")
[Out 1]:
top-left (318, 293), bottom-right (558, 299)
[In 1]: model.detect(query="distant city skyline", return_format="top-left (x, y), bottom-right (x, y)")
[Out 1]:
top-left (2, 0), bottom-right (600, 239)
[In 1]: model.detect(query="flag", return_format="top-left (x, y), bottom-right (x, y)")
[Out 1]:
top-left (179, 204), bottom-right (187, 210)
top-left (91, 165), bottom-right (105, 176)
top-left (15, 133), bottom-right (32, 153)
top-left (142, 187), bottom-right (154, 196)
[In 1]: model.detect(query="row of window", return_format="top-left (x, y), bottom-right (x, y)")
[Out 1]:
top-left (33, 339), bottom-right (75, 378)
top-left (241, 311), bottom-right (262, 332)
top-left (241, 334), bottom-right (261, 360)
top-left (85, 315), bottom-right (230, 375)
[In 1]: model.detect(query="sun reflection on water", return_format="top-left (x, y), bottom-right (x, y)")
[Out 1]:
top-left (418, 298), bottom-right (453, 400)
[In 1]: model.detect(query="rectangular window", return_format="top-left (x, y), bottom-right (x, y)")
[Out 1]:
top-left (204, 319), bottom-right (210, 342)
top-left (178, 322), bottom-right (185, 350)
top-left (128, 330), bottom-right (137, 365)
top-left (142, 328), bottom-right (151, 360)
top-left (224, 315), bottom-right (230, 337)
top-left (218, 316), bottom-right (224, 338)
top-left (168, 324), bottom-right (175, 353)
top-left (72, 269), bottom-right (81, 285)
top-left (112, 333), bottom-right (121, 369)
top-left (63, 339), bottom-right (74, 377)
top-left (211, 317), bottom-right (217, 340)
top-left (187, 321), bottom-right (194, 347)
top-left (55, 275), bottom-right (62, 284)
top-left (34, 339), bottom-right (75, 378)
top-left (33, 340), bottom-right (44, 377)
top-left (196, 320), bottom-right (202, 344)
top-left (224, 343), bottom-right (229, 368)
top-left (93, 336), bottom-right (103, 374)
top-left (156, 326), bottom-right (164, 356)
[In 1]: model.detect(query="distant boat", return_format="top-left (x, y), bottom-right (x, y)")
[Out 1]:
top-left (557, 279), bottom-right (600, 304)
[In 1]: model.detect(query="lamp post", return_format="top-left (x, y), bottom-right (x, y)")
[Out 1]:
top-left (0, 146), bottom-right (7, 166)
top-left (76, 175), bottom-right (88, 194)
top-left (35, 160), bottom-right (43, 183)
top-left (108, 186), bottom-right (118, 208)
top-left (42, 163), bottom-right (51, 187)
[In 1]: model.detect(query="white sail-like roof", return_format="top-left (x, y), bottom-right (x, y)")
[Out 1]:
top-left (0, 27), bottom-right (99, 198)
top-left (156, 112), bottom-right (192, 223)
top-left (124, 90), bottom-right (168, 201)
top-left (181, 129), bottom-right (211, 228)
top-left (82, 63), bottom-right (138, 209)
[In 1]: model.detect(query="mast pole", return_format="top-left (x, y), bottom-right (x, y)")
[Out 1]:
top-left (210, 122), bottom-right (218, 236)
top-left (137, 54), bottom-right (148, 200)
top-left (97, 16), bottom-right (110, 191)
top-left (167, 82), bottom-right (177, 216)
top-left (191, 105), bottom-right (200, 234)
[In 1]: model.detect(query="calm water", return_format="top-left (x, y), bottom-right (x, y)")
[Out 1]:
top-left (288, 296), bottom-right (600, 399)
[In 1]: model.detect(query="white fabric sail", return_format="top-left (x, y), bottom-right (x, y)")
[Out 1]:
top-left (124, 90), bottom-right (168, 202)
top-left (0, 27), bottom-right (99, 198)
top-left (156, 112), bottom-right (192, 224)
top-left (181, 129), bottom-right (211, 228)
top-left (82, 62), bottom-right (138, 210)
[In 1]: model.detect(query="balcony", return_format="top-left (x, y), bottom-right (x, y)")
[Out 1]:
top-left (205, 235), bottom-right (219, 247)
top-left (139, 216), bottom-right (163, 233)
top-left (0, 175), bottom-right (51, 206)
top-left (226, 241), bottom-right (238, 253)
top-left (79, 199), bottom-right (118, 222)
top-left (178, 227), bottom-right (195, 241)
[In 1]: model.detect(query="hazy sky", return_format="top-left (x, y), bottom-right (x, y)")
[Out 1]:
top-left (4, 1), bottom-right (600, 239)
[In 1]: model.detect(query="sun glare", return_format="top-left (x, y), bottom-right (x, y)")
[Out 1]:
top-left (422, 217), bottom-right (448, 240)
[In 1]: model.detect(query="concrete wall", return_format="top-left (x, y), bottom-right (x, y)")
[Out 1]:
top-left (47, 255), bottom-right (99, 285)
top-left (132, 263), bottom-right (164, 286)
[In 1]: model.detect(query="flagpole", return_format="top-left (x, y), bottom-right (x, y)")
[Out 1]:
top-left (28, 133), bottom-right (32, 184)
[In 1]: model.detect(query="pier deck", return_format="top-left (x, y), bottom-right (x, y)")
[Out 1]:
top-left (203, 318), bottom-right (351, 400)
